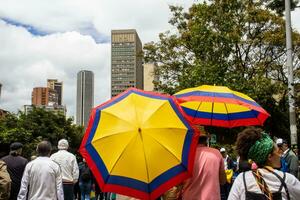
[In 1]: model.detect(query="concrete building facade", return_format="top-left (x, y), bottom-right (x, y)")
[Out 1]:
top-left (111, 29), bottom-right (143, 97)
top-left (143, 63), bottom-right (158, 91)
top-left (47, 79), bottom-right (63, 105)
top-left (76, 70), bottom-right (94, 127)
top-left (31, 87), bottom-right (58, 106)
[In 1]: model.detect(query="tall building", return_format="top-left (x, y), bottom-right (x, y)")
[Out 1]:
top-left (47, 79), bottom-right (63, 105)
top-left (111, 29), bottom-right (143, 97)
top-left (143, 63), bottom-right (158, 91)
top-left (76, 70), bottom-right (94, 127)
top-left (32, 87), bottom-right (58, 106)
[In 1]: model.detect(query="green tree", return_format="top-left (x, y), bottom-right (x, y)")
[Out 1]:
top-left (144, 0), bottom-right (300, 140)
top-left (264, 0), bottom-right (299, 16)
top-left (0, 108), bottom-right (84, 158)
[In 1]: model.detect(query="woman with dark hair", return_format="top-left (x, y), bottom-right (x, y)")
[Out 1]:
top-left (228, 127), bottom-right (300, 200)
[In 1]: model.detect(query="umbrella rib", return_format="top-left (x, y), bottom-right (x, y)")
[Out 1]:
top-left (145, 132), bottom-right (183, 164)
top-left (223, 102), bottom-right (231, 128)
top-left (193, 101), bottom-right (203, 122)
top-left (140, 134), bottom-right (151, 191)
top-left (101, 110), bottom-right (136, 128)
top-left (211, 92), bottom-right (215, 126)
top-left (140, 101), bottom-right (167, 125)
top-left (106, 135), bottom-right (137, 179)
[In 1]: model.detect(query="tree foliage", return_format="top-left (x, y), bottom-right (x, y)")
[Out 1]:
top-left (144, 0), bottom-right (300, 140)
top-left (0, 108), bottom-right (84, 158)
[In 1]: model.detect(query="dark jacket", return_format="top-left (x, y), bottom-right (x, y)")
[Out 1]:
top-left (284, 149), bottom-right (299, 177)
top-left (1, 155), bottom-right (27, 200)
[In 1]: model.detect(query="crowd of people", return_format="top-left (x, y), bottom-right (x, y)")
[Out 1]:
top-left (0, 127), bottom-right (300, 200)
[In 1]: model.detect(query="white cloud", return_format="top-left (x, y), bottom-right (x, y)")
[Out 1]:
top-left (0, 20), bottom-right (110, 117)
top-left (0, 0), bottom-right (299, 120)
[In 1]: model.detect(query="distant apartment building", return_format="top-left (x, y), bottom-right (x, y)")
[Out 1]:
top-left (47, 79), bottom-right (63, 105)
top-left (111, 29), bottom-right (143, 97)
top-left (76, 70), bottom-right (94, 127)
top-left (31, 87), bottom-right (58, 106)
top-left (143, 63), bottom-right (158, 91)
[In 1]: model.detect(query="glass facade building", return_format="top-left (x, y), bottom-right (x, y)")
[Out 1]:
top-left (111, 29), bottom-right (143, 97)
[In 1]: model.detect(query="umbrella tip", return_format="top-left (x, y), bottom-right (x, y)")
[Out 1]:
top-left (138, 127), bottom-right (142, 133)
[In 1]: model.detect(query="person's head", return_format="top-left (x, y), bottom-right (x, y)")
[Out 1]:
top-left (236, 127), bottom-right (281, 169)
top-left (197, 125), bottom-right (209, 146)
top-left (220, 147), bottom-right (227, 158)
top-left (276, 138), bottom-right (289, 152)
top-left (10, 142), bottom-right (23, 156)
top-left (36, 141), bottom-right (52, 157)
top-left (57, 139), bottom-right (69, 150)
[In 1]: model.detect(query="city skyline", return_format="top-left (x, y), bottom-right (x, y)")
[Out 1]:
top-left (0, 0), bottom-right (300, 117)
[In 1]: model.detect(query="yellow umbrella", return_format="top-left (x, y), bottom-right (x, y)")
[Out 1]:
top-left (79, 88), bottom-right (199, 200)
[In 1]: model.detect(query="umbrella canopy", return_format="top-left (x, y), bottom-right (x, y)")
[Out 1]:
top-left (174, 85), bottom-right (270, 128)
top-left (79, 88), bottom-right (199, 200)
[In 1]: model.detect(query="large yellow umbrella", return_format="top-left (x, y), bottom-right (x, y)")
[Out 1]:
top-left (79, 88), bottom-right (199, 200)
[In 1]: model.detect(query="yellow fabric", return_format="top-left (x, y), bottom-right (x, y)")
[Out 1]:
top-left (225, 169), bottom-right (233, 183)
top-left (182, 101), bottom-right (251, 114)
top-left (91, 93), bottom-right (188, 183)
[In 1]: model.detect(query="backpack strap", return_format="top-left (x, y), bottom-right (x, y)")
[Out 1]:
top-left (252, 169), bottom-right (273, 200)
top-left (264, 167), bottom-right (290, 200)
top-left (242, 172), bottom-right (248, 192)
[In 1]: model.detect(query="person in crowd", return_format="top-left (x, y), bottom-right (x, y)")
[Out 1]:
top-left (276, 138), bottom-right (299, 177)
top-left (1, 142), bottom-right (28, 200)
top-left (228, 127), bottom-right (300, 200)
top-left (0, 159), bottom-right (11, 200)
top-left (79, 159), bottom-right (93, 200)
top-left (220, 147), bottom-right (235, 200)
top-left (51, 139), bottom-right (79, 200)
top-left (182, 131), bottom-right (226, 200)
top-left (18, 141), bottom-right (63, 200)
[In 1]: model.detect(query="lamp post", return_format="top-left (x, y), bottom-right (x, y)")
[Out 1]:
top-left (285, 0), bottom-right (298, 146)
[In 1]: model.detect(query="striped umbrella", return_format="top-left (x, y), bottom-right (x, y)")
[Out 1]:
top-left (174, 85), bottom-right (270, 128)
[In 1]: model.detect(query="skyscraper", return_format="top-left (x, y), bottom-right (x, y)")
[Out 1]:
top-left (47, 79), bottom-right (63, 105)
top-left (111, 29), bottom-right (143, 97)
top-left (76, 70), bottom-right (94, 127)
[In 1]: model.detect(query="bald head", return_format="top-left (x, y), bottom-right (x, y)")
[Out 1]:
top-left (37, 141), bottom-right (52, 157)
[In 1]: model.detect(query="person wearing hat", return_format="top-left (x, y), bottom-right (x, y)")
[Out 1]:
top-left (1, 142), bottom-right (28, 200)
top-left (50, 139), bottom-right (79, 200)
top-left (276, 138), bottom-right (299, 177)
top-left (181, 128), bottom-right (226, 200)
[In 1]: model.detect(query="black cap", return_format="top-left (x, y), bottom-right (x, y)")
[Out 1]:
top-left (10, 142), bottom-right (23, 151)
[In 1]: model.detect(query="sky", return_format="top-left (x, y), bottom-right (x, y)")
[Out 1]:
top-left (0, 0), bottom-right (300, 119)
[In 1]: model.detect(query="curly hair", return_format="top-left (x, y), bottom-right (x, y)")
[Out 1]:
top-left (236, 127), bottom-right (263, 161)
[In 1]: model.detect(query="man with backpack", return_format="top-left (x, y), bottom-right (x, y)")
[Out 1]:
top-left (79, 159), bottom-right (93, 200)
top-left (276, 138), bottom-right (299, 178)
top-left (0, 159), bottom-right (11, 200)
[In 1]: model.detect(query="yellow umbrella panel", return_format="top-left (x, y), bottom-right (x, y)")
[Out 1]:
top-left (79, 88), bottom-right (199, 200)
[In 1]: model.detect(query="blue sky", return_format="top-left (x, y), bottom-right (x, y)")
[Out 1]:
top-left (0, 0), bottom-right (299, 118)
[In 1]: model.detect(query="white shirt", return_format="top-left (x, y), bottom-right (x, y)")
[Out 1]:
top-left (50, 150), bottom-right (79, 183)
top-left (18, 157), bottom-right (64, 200)
top-left (228, 169), bottom-right (300, 200)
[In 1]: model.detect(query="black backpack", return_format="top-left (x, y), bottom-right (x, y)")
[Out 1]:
top-left (81, 164), bottom-right (91, 182)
